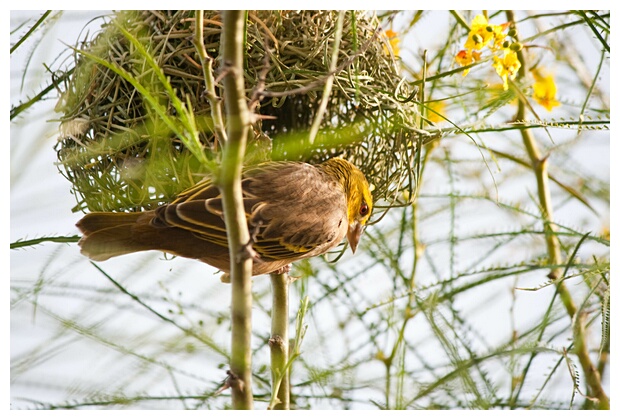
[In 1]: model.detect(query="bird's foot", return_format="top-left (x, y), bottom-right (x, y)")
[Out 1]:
top-left (236, 240), bottom-right (262, 264)
top-left (271, 264), bottom-right (291, 275)
top-left (269, 265), bottom-right (301, 282)
top-left (235, 222), bottom-right (263, 264)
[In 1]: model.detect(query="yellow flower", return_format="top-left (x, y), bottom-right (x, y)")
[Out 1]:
top-left (456, 15), bottom-right (510, 76)
top-left (384, 29), bottom-right (400, 57)
top-left (464, 14), bottom-right (495, 50)
top-left (532, 71), bottom-right (561, 111)
top-left (490, 22), bottom-right (510, 50)
top-left (493, 50), bottom-right (521, 90)
top-left (600, 224), bottom-right (610, 241)
top-left (455, 49), bottom-right (481, 76)
top-left (427, 100), bottom-right (446, 123)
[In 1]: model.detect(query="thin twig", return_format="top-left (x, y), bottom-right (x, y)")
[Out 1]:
top-left (194, 10), bottom-right (227, 150)
top-left (308, 10), bottom-right (345, 145)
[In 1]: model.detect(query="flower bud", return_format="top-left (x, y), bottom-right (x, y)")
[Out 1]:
top-left (510, 42), bottom-right (523, 52)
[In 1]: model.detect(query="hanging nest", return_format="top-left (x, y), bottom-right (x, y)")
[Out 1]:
top-left (55, 10), bottom-right (426, 217)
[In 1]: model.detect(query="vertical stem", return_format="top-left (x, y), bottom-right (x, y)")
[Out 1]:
top-left (308, 10), bottom-right (345, 145)
top-left (269, 272), bottom-right (290, 410)
top-left (193, 10), bottom-right (227, 149)
top-left (220, 10), bottom-right (253, 410)
top-left (506, 10), bottom-right (608, 410)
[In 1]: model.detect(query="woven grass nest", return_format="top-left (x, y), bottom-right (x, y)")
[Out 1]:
top-left (55, 10), bottom-right (424, 218)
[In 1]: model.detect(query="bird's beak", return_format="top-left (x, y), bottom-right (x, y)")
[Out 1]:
top-left (347, 221), bottom-right (364, 254)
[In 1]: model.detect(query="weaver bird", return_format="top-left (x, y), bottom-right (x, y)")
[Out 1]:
top-left (77, 158), bottom-right (373, 275)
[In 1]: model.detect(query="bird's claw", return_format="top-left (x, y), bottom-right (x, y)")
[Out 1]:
top-left (236, 237), bottom-right (262, 264)
top-left (272, 264), bottom-right (291, 275)
top-left (229, 222), bottom-right (262, 271)
top-left (235, 221), bottom-right (263, 264)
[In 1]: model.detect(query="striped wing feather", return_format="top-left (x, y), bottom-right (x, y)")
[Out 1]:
top-left (158, 161), bottom-right (348, 262)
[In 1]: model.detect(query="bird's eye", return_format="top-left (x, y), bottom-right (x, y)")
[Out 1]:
top-left (360, 202), bottom-right (369, 216)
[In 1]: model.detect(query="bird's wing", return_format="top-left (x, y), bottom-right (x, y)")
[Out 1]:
top-left (154, 180), bottom-right (229, 248)
top-left (155, 162), bottom-right (347, 262)
top-left (244, 162), bottom-right (348, 260)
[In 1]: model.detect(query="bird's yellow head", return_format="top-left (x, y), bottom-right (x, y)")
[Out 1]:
top-left (321, 157), bottom-right (373, 253)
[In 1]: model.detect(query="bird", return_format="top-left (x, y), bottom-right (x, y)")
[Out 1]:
top-left (76, 157), bottom-right (373, 275)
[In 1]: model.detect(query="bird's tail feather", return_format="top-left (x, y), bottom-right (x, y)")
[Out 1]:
top-left (76, 212), bottom-right (155, 261)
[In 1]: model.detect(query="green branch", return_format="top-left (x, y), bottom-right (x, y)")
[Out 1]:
top-left (308, 10), bottom-right (345, 145)
top-left (11, 235), bottom-right (80, 249)
top-left (220, 10), bottom-right (254, 410)
top-left (268, 272), bottom-right (290, 409)
top-left (10, 10), bottom-right (52, 54)
top-left (194, 10), bottom-right (228, 149)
